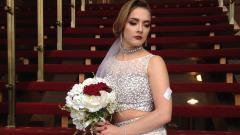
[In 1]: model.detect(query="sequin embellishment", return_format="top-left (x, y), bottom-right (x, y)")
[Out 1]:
top-left (104, 54), bottom-right (154, 112)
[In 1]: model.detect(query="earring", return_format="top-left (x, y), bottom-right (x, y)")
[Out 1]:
top-left (144, 40), bottom-right (148, 47)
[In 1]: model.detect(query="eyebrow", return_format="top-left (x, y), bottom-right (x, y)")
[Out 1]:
top-left (129, 18), bottom-right (151, 23)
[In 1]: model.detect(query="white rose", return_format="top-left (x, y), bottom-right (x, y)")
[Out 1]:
top-left (81, 95), bottom-right (103, 112)
top-left (70, 110), bottom-right (85, 121)
top-left (65, 96), bottom-right (73, 107)
top-left (82, 78), bottom-right (97, 86)
top-left (71, 84), bottom-right (83, 94)
top-left (99, 91), bottom-right (110, 107)
top-left (72, 95), bottom-right (84, 110)
top-left (72, 118), bottom-right (84, 130)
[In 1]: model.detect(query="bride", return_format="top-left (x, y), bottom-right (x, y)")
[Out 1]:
top-left (95, 0), bottom-right (172, 134)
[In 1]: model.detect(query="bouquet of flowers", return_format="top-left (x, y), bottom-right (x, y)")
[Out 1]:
top-left (62, 77), bottom-right (117, 134)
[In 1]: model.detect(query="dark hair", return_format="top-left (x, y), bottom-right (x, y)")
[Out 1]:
top-left (112, 0), bottom-right (151, 37)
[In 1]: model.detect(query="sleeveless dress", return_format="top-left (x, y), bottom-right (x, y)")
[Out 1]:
top-left (104, 54), bottom-right (167, 135)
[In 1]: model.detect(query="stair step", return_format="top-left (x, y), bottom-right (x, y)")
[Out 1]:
top-left (77, 7), bottom-right (223, 17)
top-left (0, 15), bottom-right (228, 26)
top-left (64, 24), bottom-right (234, 34)
top-left (1, 103), bottom-right (240, 117)
top-left (1, 49), bottom-right (240, 59)
top-left (0, 127), bottom-right (75, 135)
top-left (0, 24), bottom-right (235, 39)
top-left (0, 128), bottom-right (240, 135)
top-left (76, 15), bottom-right (228, 25)
top-left (86, 1), bottom-right (218, 10)
top-left (62, 35), bottom-right (240, 46)
top-left (0, 7), bottom-right (223, 18)
top-left (1, 82), bottom-right (240, 93)
top-left (1, 35), bottom-right (239, 47)
top-left (1, 64), bottom-right (240, 73)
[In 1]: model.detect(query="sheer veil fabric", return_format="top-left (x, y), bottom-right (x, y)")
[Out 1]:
top-left (96, 37), bottom-right (120, 78)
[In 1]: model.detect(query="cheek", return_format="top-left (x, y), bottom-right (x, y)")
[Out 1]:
top-left (124, 24), bottom-right (135, 34)
top-left (123, 28), bottom-right (132, 41)
top-left (143, 28), bottom-right (150, 38)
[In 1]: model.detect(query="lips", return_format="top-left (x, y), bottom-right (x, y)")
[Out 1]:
top-left (134, 36), bottom-right (143, 40)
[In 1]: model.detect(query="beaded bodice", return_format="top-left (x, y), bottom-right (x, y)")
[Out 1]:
top-left (104, 54), bottom-right (154, 112)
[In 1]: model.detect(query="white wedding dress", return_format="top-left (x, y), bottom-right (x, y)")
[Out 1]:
top-left (104, 54), bottom-right (167, 135)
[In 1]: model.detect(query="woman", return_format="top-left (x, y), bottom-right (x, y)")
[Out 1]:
top-left (95, 0), bottom-right (172, 134)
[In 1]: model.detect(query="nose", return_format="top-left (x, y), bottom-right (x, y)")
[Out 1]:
top-left (137, 24), bottom-right (143, 33)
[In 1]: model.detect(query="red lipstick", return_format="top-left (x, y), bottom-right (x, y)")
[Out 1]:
top-left (134, 36), bottom-right (142, 40)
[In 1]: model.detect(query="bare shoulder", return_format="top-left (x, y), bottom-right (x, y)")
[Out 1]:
top-left (149, 55), bottom-right (166, 68)
top-left (149, 55), bottom-right (165, 65)
top-left (148, 55), bottom-right (167, 74)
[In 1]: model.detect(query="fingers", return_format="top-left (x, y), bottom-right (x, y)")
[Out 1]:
top-left (105, 121), bottom-right (111, 125)
top-left (94, 122), bottom-right (110, 134)
top-left (96, 122), bottom-right (106, 126)
top-left (94, 122), bottom-right (111, 135)
top-left (94, 125), bottom-right (107, 132)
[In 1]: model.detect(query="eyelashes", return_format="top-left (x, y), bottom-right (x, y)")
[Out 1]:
top-left (144, 24), bottom-right (151, 28)
top-left (128, 21), bottom-right (151, 28)
top-left (129, 21), bottom-right (137, 26)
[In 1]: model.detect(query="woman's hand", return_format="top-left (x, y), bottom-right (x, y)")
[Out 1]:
top-left (94, 121), bottom-right (108, 134)
top-left (95, 121), bottom-right (124, 135)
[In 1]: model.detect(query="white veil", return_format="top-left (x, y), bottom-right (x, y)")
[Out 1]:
top-left (96, 37), bottom-right (121, 78)
top-left (96, 35), bottom-right (173, 101)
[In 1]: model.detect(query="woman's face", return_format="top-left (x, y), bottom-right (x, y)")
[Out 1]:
top-left (123, 7), bottom-right (151, 48)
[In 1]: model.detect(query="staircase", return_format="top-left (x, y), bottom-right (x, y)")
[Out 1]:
top-left (1, 0), bottom-right (240, 134)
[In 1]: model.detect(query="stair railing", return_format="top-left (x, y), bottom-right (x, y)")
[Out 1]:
top-left (81, 0), bottom-right (85, 11)
top-left (37, 0), bottom-right (44, 81)
top-left (229, 0), bottom-right (235, 24)
top-left (219, 0), bottom-right (236, 24)
top-left (57, 0), bottom-right (63, 50)
top-left (71, 0), bottom-right (76, 28)
top-left (219, 0), bottom-right (224, 7)
top-left (5, 0), bottom-right (16, 128)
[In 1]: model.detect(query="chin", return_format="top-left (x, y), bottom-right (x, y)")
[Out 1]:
top-left (132, 42), bottom-right (144, 47)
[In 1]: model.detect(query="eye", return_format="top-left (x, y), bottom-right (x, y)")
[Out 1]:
top-left (128, 21), bottom-right (137, 26)
top-left (144, 23), bottom-right (150, 28)
top-left (144, 22), bottom-right (151, 28)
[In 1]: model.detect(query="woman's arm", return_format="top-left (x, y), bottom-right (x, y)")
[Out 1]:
top-left (99, 55), bottom-right (172, 135)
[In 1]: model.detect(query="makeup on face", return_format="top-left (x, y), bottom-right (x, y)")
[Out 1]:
top-left (128, 18), bottom-right (151, 29)
top-left (123, 7), bottom-right (151, 48)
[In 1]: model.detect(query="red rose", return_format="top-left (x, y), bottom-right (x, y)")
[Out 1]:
top-left (83, 82), bottom-right (112, 96)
